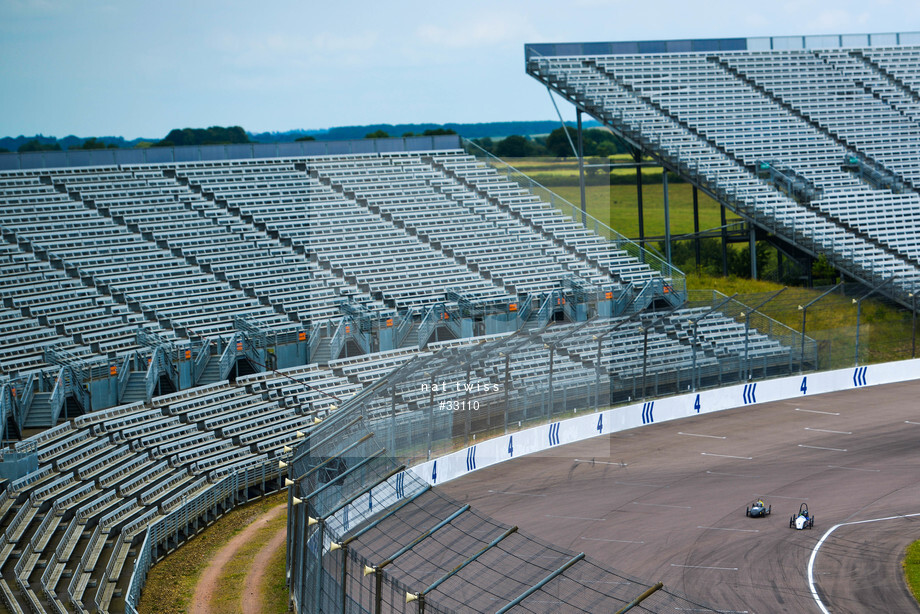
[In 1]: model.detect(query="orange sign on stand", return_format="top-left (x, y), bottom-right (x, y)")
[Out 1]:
top-left (298, 332), bottom-right (306, 341)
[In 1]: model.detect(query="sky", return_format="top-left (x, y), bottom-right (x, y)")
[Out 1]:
top-left (1, 0), bottom-right (918, 139)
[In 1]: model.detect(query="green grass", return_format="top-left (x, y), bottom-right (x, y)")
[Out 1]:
top-left (498, 157), bottom-right (740, 239)
top-left (262, 530), bottom-right (291, 614)
top-left (905, 540), bottom-right (920, 605)
top-left (138, 492), bottom-right (288, 614)
top-left (685, 272), bottom-right (917, 369)
top-left (552, 183), bottom-right (734, 239)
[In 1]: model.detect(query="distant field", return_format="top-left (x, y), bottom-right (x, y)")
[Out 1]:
top-left (497, 157), bottom-right (740, 239)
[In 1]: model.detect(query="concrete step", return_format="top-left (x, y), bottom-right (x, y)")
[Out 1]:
top-left (23, 392), bottom-right (54, 429)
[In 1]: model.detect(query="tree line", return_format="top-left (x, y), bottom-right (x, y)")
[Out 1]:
top-left (364, 128), bottom-right (457, 138)
top-left (471, 127), bottom-right (629, 158)
top-left (1, 124), bottom-right (625, 157)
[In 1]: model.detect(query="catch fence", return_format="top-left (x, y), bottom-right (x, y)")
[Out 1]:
top-left (285, 292), bottom-right (815, 612)
top-left (287, 401), bottom-right (721, 613)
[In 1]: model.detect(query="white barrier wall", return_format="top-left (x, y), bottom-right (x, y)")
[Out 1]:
top-left (407, 359), bottom-right (920, 487)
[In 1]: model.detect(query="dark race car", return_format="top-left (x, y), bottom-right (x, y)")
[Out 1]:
top-left (746, 499), bottom-right (771, 518)
top-left (790, 502), bottom-right (815, 529)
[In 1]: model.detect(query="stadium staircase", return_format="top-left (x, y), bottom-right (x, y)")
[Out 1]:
top-left (119, 372), bottom-right (147, 405)
top-left (22, 392), bottom-right (52, 430)
top-left (197, 353), bottom-right (223, 386)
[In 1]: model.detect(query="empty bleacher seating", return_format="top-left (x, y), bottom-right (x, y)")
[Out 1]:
top-left (527, 43), bottom-right (920, 302)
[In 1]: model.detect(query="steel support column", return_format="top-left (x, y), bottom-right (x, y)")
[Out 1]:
top-left (692, 186), bottom-right (701, 271)
top-left (663, 168), bottom-right (671, 265)
top-left (577, 109), bottom-right (587, 226)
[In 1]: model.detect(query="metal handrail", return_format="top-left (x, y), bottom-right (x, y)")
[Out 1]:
top-left (193, 337), bottom-right (212, 384)
top-left (350, 325), bottom-right (371, 355)
top-left (218, 334), bottom-right (240, 381)
top-left (18, 373), bottom-right (35, 426)
top-left (517, 293), bottom-right (535, 325)
top-left (144, 348), bottom-right (162, 403)
top-left (48, 368), bottom-right (66, 419)
top-left (535, 292), bottom-right (555, 329)
top-left (395, 309), bottom-right (416, 348)
top-left (117, 353), bottom-right (132, 401)
top-left (417, 306), bottom-right (438, 349)
top-left (329, 319), bottom-right (347, 361)
top-left (308, 325), bottom-right (322, 363)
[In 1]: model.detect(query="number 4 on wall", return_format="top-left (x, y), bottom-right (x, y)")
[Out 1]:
top-left (800, 377), bottom-right (807, 395)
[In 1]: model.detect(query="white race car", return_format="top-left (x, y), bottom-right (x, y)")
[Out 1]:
top-left (789, 502), bottom-right (814, 529)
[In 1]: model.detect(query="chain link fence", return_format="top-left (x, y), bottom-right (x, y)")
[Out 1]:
top-left (284, 280), bottom-right (920, 612)
top-left (285, 292), bottom-right (825, 613)
top-left (288, 405), bottom-right (722, 613)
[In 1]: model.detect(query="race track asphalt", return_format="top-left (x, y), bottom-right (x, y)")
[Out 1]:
top-left (438, 379), bottom-right (920, 613)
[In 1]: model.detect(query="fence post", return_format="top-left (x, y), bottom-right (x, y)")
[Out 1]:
top-left (427, 374), bottom-right (434, 460)
top-left (502, 353), bottom-right (510, 434)
top-left (313, 519), bottom-right (325, 614)
top-left (390, 386), bottom-right (397, 456)
top-left (374, 568), bottom-right (383, 614)
top-left (547, 344), bottom-right (555, 419)
top-left (332, 543), bottom-right (347, 614)
top-left (465, 365), bottom-right (472, 445)
top-left (641, 327), bottom-right (650, 399)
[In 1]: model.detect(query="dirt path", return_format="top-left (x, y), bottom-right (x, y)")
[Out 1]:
top-left (241, 517), bottom-right (288, 613)
top-left (190, 504), bottom-right (287, 614)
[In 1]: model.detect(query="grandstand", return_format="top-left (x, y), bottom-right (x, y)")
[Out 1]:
top-left (0, 136), bottom-right (692, 439)
top-left (526, 32), bottom-right (920, 307)
top-left (0, 132), bottom-right (803, 611)
top-left (0, 30), bottom-right (916, 613)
